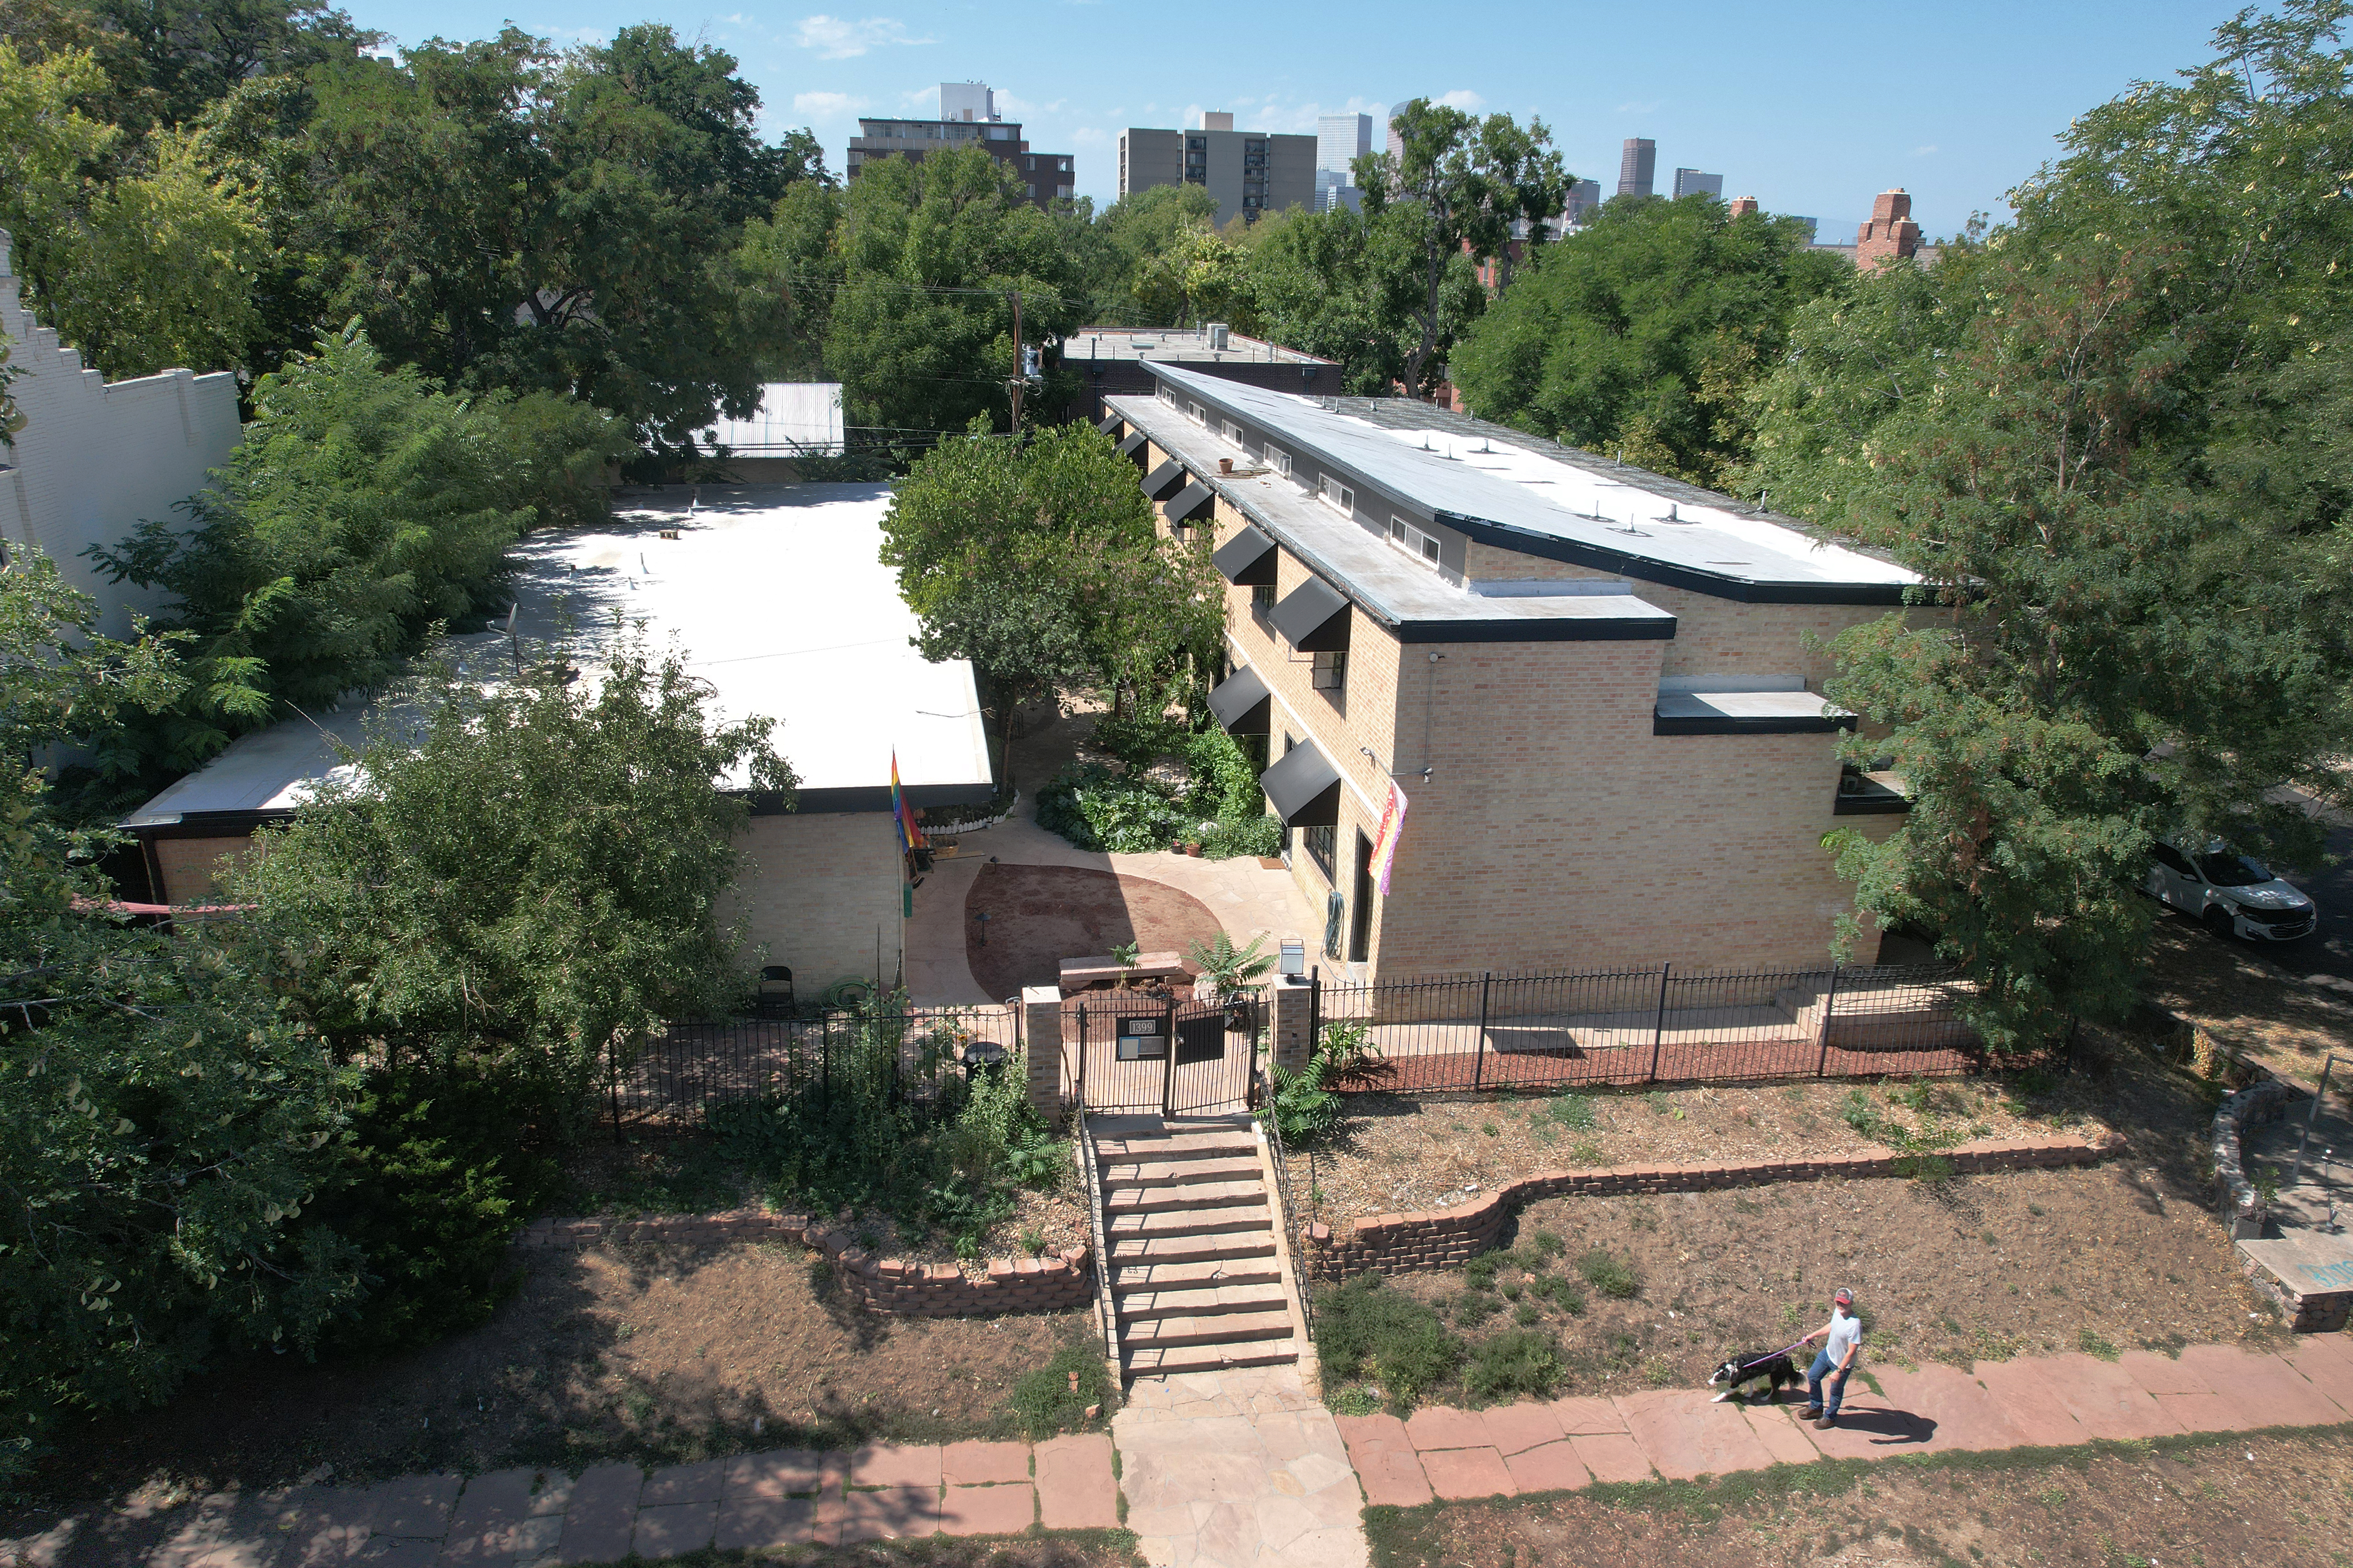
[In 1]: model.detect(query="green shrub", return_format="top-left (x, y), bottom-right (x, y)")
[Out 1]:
top-left (1575, 1249), bottom-right (1640, 1300)
top-left (1200, 812), bottom-right (1282, 859)
top-left (1453, 1291), bottom-right (1501, 1327)
top-left (1267, 1057), bottom-right (1342, 1145)
top-left (1462, 1253), bottom-right (1500, 1290)
top-left (1006, 1340), bottom-right (1112, 1437)
top-left (1530, 1229), bottom-right (1566, 1258)
top-left (317, 1065), bottom-right (559, 1352)
top-left (1463, 1329), bottom-right (1564, 1403)
top-left (1840, 1087), bottom-right (1884, 1137)
top-left (1035, 764), bottom-right (1190, 853)
top-left (1093, 704), bottom-right (1190, 771)
top-left (1313, 1275), bottom-right (1464, 1411)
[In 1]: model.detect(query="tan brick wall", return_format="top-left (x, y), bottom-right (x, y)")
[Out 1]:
top-left (1459, 539), bottom-right (1900, 685)
top-left (723, 812), bottom-right (904, 994)
top-left (153, 835), bottom-right (261, 905)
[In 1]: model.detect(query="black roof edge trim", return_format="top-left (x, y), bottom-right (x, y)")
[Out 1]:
top-left (1432, 510), bottom-right (1917, 607)
top-left (1651, 712), bottom-right (1861, 736)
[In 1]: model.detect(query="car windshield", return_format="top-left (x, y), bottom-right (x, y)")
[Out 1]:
top-left (2195, 853), bottom-right (2272, 887)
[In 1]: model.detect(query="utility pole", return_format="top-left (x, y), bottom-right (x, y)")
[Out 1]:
top-left (1007, 288), bottom-right (1024, 433)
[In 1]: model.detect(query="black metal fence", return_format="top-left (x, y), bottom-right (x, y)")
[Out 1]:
top-left (617, 1004), bottom-right (1022, 1126)
top-left (1310, 963), bottom-right (1977, 1094)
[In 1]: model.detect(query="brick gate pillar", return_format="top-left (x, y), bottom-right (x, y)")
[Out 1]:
top-left (1270, 975), bottom-right (1315, 1075)
top-left (1021, 985), bottom-right (1065, 1123)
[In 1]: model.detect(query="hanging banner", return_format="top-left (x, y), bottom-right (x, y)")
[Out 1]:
top-left (1369, 780), bottom-right (1409, 895)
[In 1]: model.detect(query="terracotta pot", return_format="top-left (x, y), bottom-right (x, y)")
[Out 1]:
top-left (1184, 842), bottom-right (1203, 857)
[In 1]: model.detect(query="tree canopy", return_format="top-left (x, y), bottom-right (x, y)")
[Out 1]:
top-left (1450, 194), bottom-right (1847, 488)
top-left (1750, 0), bottom-right (2353, 1046)
top-left (882, 423), bottom-right (1222, 759)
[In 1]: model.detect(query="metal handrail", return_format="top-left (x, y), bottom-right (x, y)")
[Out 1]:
top-left (1254, 1063), bottom-right (1316, 1335)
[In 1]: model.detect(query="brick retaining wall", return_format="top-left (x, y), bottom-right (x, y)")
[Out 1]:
top-left (1299, 1131), bottom-right (2125, 1280)
top-left (514, 1207), bottom-right (1093, 1317)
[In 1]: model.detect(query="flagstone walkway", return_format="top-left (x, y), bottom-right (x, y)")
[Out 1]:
top-left (1112, 1368), bottom-right (1366, 1568)
top-left (1336, 1334), bottom-right (2353, 1504)
top-left (0, 1435), bottom-right (1119, 1567)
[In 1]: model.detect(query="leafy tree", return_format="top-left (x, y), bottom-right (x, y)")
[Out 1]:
top-left (227, 632), bottom-right (797, 1118)
top-left (1356, 99), bottom-right (1570, 395)
top-left (1753, 0), bottom-right (2353, 1048)
top-left (1240, 205), bottom-right (1416, 395)
top-left (302, 24), bottom-right (824, 447)
top-left (1452, 195), bottom-right (1846, 487)
top-left (882, 423), bottom-right (1221, 759)
top-left (0, 559), bottom-right (361, 1487)
top-left (1130, 220), bottom-right (1252, 330)
top-left (1089, 182), bottom-right (1222, 322)
top-left (87, 0), bottom-right (371, 128)
top-left (822, 145), bottom-right (1089, 436)
top-left (91, 323), bottom-right (632, 774)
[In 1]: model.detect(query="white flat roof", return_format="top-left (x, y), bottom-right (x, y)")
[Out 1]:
top-left (125, 484), bottom-right (992, 827)
top-left (1150, 364), bottom-right (1918, 597)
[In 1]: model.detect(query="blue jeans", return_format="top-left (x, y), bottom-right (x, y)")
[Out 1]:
top-left (1808, 1351), bottom-right (1848, 1416)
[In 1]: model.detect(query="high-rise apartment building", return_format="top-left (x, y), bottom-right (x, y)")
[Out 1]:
top-left (1119, 113), bottom-right (1315, 228)
top-left (1617, 138), bottom-right (1655, 198)
top-left (1672, 168), bottom-right (1723, 200)
top-left (847, 82), bottom-right (1074, 210)
top-left (1565, 177), bottom-right (1602, 227)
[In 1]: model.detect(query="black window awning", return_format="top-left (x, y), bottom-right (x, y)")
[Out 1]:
top-left (1206, 666), bottom-right (1270, 735)
top-left (1213, 525), bottom-right (1278, 586)
top-left (1270, 575), bottom-right (1352, 651)
top-left (1141, 458), bottom-right (1190, 501)
top-left (1165, 480), bottom-right (1216, 525)
top-left (1097, 413), bottom-right (1124, 435)
top-left (1262, 739), bottom-right (1341, 828)
top-left (1116, 430), bottom-right (1148, 462)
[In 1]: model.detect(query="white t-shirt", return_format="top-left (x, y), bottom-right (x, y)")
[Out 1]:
top-left (1825, 1311), bottom-right (1863, 1366)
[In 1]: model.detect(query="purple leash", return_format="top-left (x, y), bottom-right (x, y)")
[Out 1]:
top-left (1737, 1339), bottom-right (1810, 1373)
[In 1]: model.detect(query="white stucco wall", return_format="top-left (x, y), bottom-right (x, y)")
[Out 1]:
top-left (0, 228), bottom-right (242, 636)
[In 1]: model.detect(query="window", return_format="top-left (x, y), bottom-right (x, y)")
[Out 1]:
top-left (1319, 474), bottom-right (1354, 515)
top-left (1188, 402), bottom-right (1208, 426)
top-left (1312, 648), bottom-right (1347, 693)
top-left (2151, 843), bottom-right (2194, 876)
top-left (1158, 383), bottom-right (1178, 409)
top-left (1262, 444), bottom-right (1290, 478)
top-left (1304, 824), bottom-right (1336, 881)
top-left (1388, 516), bottom-right (1443, 570)
top-left (1251, 582), bottom-right (1276, 615)
top-left (1221, 419), bottom-right (1243, 445)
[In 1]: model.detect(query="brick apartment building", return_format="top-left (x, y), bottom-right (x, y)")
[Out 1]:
top-left (1104, 365), bottom-right (1919, 979)
top-left (848, 83), bottom-right (1073, 210)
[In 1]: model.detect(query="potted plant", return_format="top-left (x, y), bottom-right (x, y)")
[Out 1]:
top-left (1187, 931), bottom-right (1275, 1026)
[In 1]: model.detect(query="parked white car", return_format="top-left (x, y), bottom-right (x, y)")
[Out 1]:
top-left (2145, 841), bottom-right (2319, 942)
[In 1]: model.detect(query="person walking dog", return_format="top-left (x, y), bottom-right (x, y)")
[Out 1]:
top-left (1800, 1288), bottom-right (1862, 1429)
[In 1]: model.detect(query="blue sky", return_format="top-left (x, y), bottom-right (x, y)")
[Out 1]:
top-left (345, 0), bottom-right (2240, 240)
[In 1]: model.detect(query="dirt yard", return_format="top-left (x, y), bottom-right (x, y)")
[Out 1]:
top-left (1366, 1426), bottom-right (2353, 1568)
top-left (1286, 1070), bottom-right (2101, 1225)
top-left (1322, 1047), bottom-right (2281, 1408)
top-left (18, 1239), bottom-right (1099, 1517)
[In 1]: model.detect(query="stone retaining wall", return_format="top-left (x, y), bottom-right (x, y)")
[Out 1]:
top-left (2214, 1079), bottom-right (2296, 1240)
top-left (1299, 1132), bottom-right (2125, 1280)
top-left (514, 1207), bottom-right (1092, 1316)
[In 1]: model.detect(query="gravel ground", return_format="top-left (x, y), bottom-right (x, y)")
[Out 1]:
top-left (1285, 1072), bottom-right (2104, 1225)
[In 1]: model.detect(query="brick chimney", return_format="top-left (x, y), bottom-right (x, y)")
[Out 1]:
top-left (1727, 196), bottom-right (1758, 220)
top-left (1855, 189), bottom-right (1921, 270)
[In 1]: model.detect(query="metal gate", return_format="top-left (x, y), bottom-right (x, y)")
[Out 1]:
top-left (1074, 991), bottom-right (1259, 1115)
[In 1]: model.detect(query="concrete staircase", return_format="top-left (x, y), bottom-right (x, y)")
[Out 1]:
top-left (1091, 1113), bottom-right (1302, 1378)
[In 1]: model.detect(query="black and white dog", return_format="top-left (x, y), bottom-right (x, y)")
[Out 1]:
top-left (1706, 1349), bottom-right (1801, 1404)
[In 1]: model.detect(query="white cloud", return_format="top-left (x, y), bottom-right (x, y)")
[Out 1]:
top-left (793, 14), bottom-right (932, 59)
top-left (793, 90), bottom-right (871, 118)
top-left (996, 91), bottom-right (1067, 118)
top-left (1435, 89), bottom-right (1485, 113)
top-left (1911, 143), bottom-right (1940, 156)
top-left (1614, 99), bottom-right (1662, 115)
top-left (1070, 125), bottom-right (1111, 147)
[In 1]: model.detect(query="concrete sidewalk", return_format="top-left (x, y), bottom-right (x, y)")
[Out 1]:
top-left (1, 1436), bottom-right (1120, 1567)
top-left (1336, 1334), bottom-right (2353, 1504)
